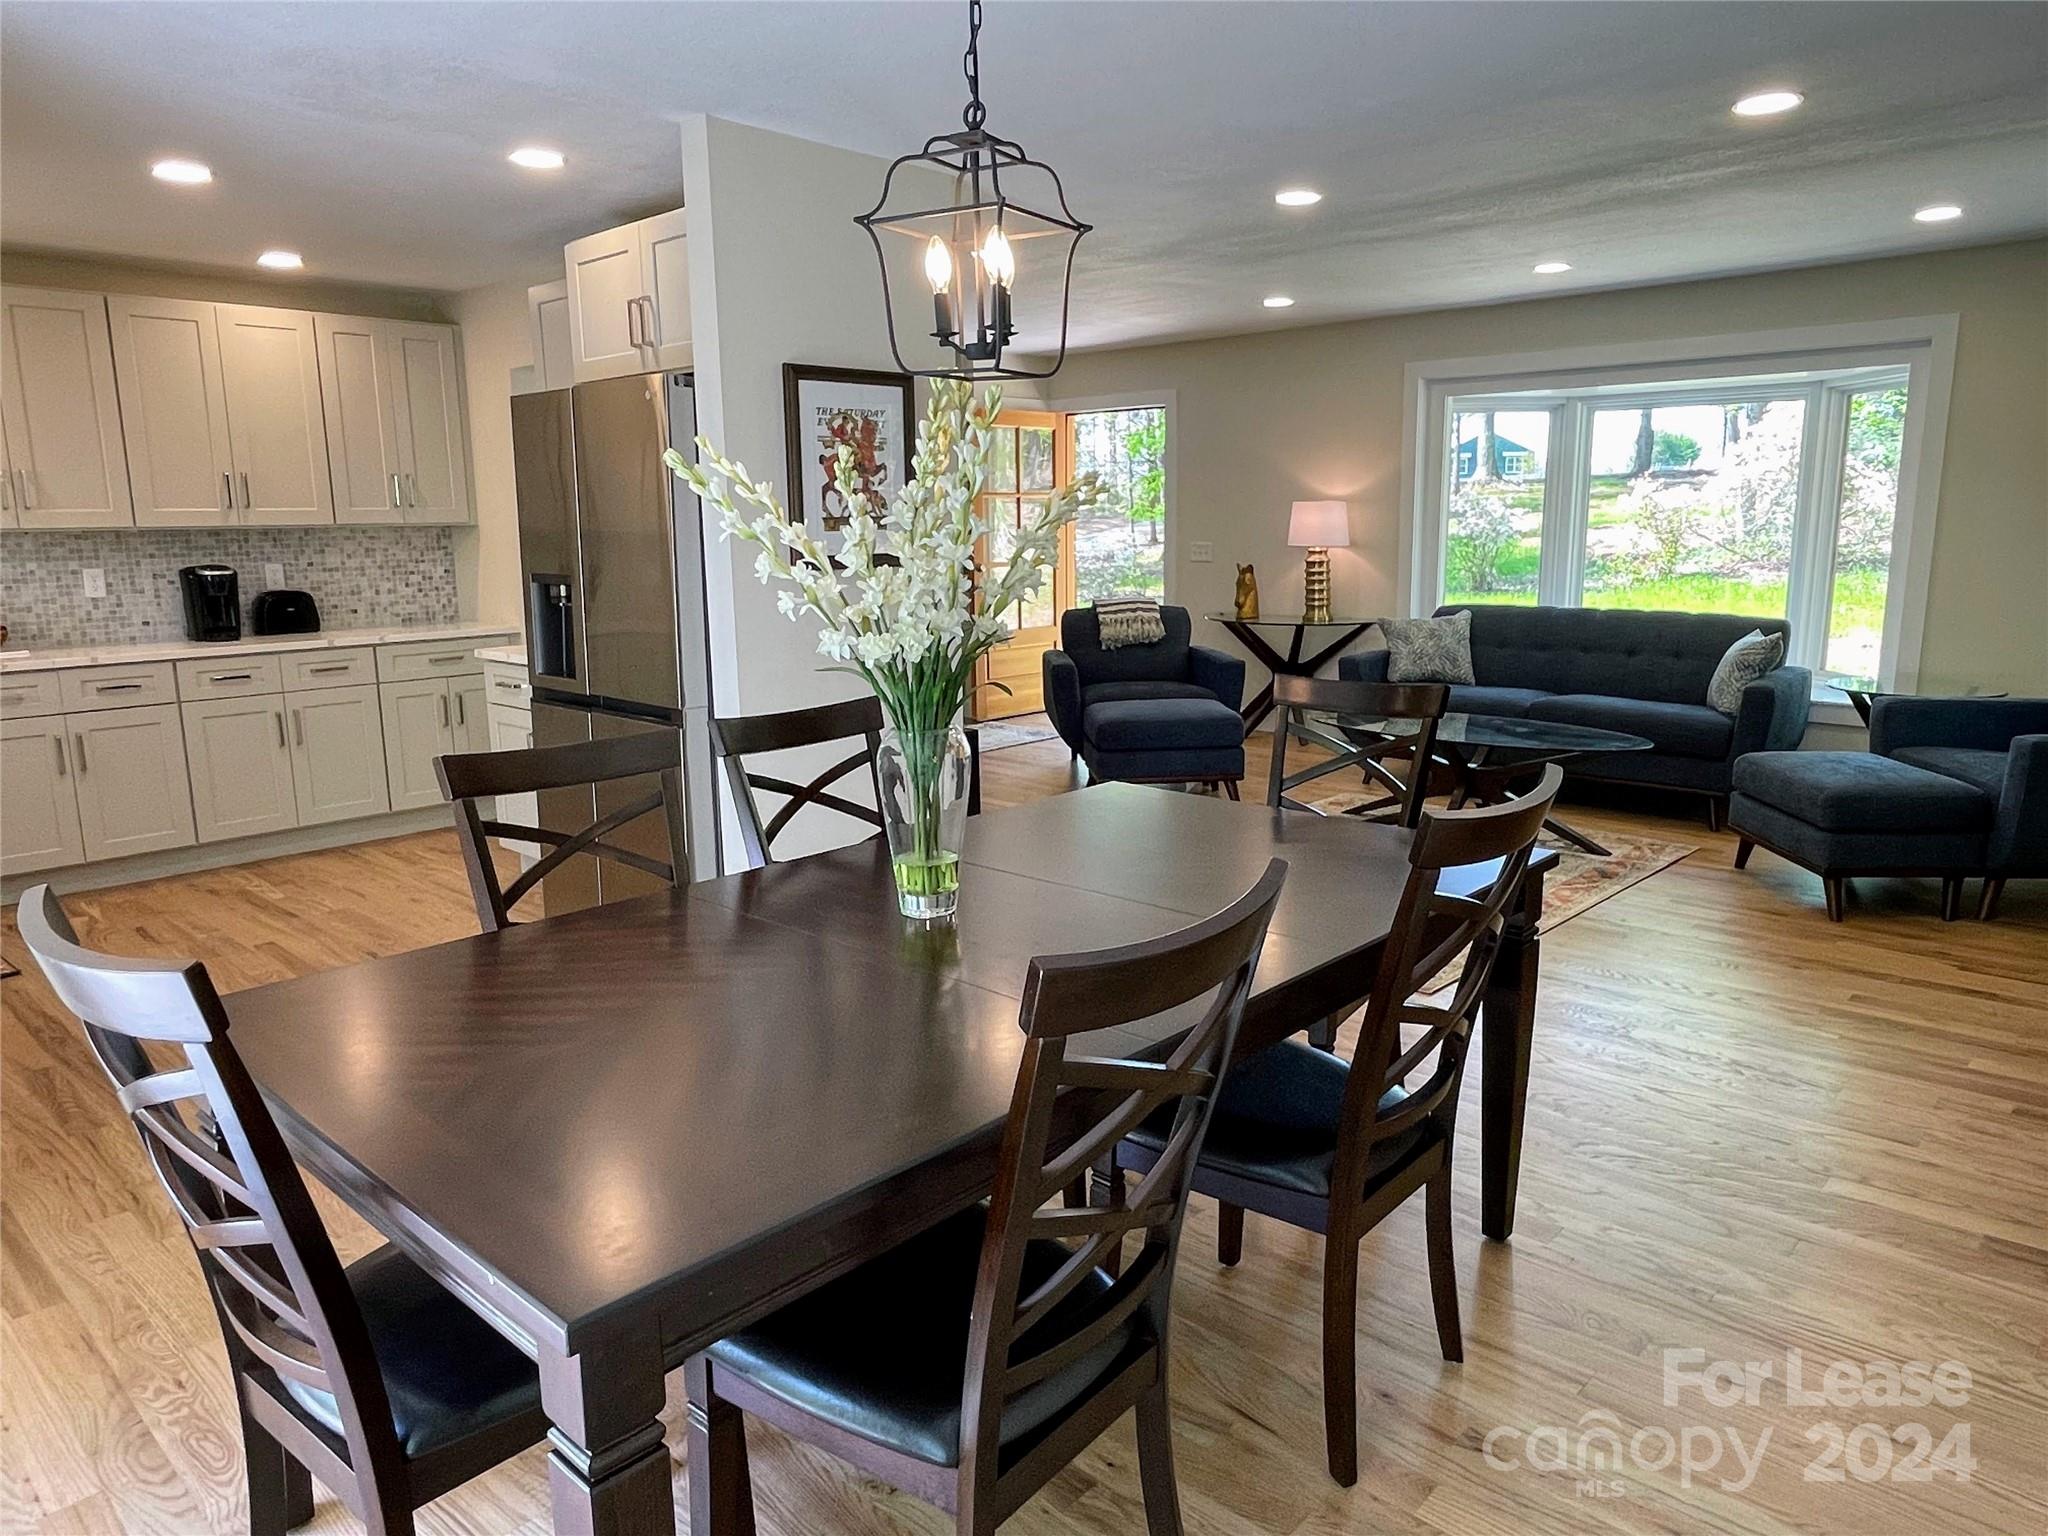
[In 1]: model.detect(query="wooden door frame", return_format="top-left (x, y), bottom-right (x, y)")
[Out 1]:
top-left (971, 410), bottom-right (1071, 722)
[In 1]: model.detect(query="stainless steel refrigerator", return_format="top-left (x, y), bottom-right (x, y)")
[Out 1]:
top-left (512, 371), bottom-right (720, 911)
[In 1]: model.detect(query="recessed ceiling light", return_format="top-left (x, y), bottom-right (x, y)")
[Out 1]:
top-left (508, 146), bottom-right (566, 170)
top-left (1274, 187), bottom-right (1322, 208)
top-left (1732, 90), bottom-right (1804, 117)
top-left (1913, 203), bottom-right (1964, 223)
top-left (256, 250), bottom-right (304, 270)
top-left (1532, 261), bottom-right (1573, 275)
top-left (151, 158), bottom-right (212, 185)
top-left (1262, 295), bottom-right (1296, 309)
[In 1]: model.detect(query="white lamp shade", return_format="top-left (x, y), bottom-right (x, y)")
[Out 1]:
top-left (1288, 499), bottom-right (1350, 548)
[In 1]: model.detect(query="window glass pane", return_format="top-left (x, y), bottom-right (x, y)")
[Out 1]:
top-left (1444, 407), bottom-right (1549, 605)
top-left (1070, 406), bottom-right (1167, 601)
top-left (1580, 399), bottom-right (1806, 618)
top-left (1018, 426), bottom-right (1054, 490)
top-left (1825, 388), bottom-right (1906, 679)
top-left (986, 427), bottom-right (1017, 491)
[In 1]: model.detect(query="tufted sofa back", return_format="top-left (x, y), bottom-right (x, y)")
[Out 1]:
top-left (1436, 604), bottom-right (1792, 705)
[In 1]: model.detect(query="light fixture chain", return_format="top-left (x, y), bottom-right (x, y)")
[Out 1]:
top-left (962, 0), bottom-right (986, 130)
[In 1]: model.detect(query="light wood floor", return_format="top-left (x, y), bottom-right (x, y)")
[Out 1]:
top-left (4, 734), bottom-right (2045, 1535)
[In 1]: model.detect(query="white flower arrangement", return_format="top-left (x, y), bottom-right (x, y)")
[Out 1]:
top-left (664, 379), bottom-right (1101, 735)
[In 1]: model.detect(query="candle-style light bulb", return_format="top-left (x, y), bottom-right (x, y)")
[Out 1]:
top-left (979, 225), bottom-right (1015, 289)
top-left (924, 235), bottom-right (957, 344)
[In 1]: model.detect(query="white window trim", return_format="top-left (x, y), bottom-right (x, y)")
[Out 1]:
top-left (1399, 317), bottom-right (1958, 707)
top-left (1046, 388), bottom-right (1178, 603)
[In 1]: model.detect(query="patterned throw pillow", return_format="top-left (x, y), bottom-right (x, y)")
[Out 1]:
top-left (1380, 610), bottom-right (1476, 685)
top-left (1706, 629), bottom-right (1785, 715)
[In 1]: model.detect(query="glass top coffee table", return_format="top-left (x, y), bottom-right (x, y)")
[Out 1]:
top-left (1301, 709), bottom-right (1653, 856)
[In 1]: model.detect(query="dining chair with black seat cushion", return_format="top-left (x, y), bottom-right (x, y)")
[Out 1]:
top-left (16, 886), bottom-right (548, 1536)
top-left (438, 728), bottom-right (688, 932)
top-left (684, 859), bottom-right (1289, 1536)
top-left (713, 694), bottom-right (886, 866)
top-left (1265, 673), bottom-right (1448, 828)
top-left (1110, 765), bottom-right (1562, 1486)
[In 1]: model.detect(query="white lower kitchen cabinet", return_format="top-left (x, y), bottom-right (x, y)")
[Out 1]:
top-left (485, 702), bottom-right (538, 860)
top-left (66, 703), bottom-right (196, 861)
top-left (452, 676), bottom-right (491, 754)
top-left (0, 717), bottom-right (85, 874)
top-left (289, 684), bottom-right (390, 825)
top-left (379, 678), bottom-right (458, 811)
top-left (182, 695), bottom-right (297, 843)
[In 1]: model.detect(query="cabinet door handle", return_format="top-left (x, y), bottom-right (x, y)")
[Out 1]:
top-left (439, 693), bottom-right (450, 728)
top-left (455, 691), bottom-right (465, 727)
top-left (3, 471), bottom-right (13, 512)
top-left (53, 735), bottom-right (66, 777)
top-left (427, 652), bottom-right (467, 664)
top-left (209, 671), bottom-right (254, 683)
top-left (639, 295), bottom-right (659, 348)
top-left (391, 472), bottom-right (403, 509)
top-left (275, 711), bottom-right (286, 748)
top-left (74, 733), bottom-right (87, 773)
top-left (17, 470), bottom-right (33, 510)
top-left (222, 470), bottom-right (234, 512)
top-left (239, 471), bottom-right (251, 510)
top-left (292, 709), bottom-right (304, 747)
top-left (626, 297), bottom-right (643, 350)
top-left (308, 662), bottom-right (351, 675)
top-left (493, 678), bottom-right (524, 692)
top-left (94, 682), bottom-right (145, 693)
top-left (404, 472), bottom-right (417, 507)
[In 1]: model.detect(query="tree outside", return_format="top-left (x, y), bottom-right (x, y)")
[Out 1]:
top-left (1070, 407), bottom-right (1167, 600)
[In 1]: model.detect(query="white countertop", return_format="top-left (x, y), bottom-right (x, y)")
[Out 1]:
top-left (0, 623), bottom-right (519, 675)
top-left (473, 643), bottom-right (528, 666)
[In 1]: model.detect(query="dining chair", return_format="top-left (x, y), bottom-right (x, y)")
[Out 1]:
top-left (15, 886), bottom-right (548, 1536)
top-left (684, 858), bottom-right (1290, 1536)
top-left (1113, 764), bottom-right (1562, 1487)
top-left (1265, 673), bottom-right (1448, 827)
top-left (436, 728), bottom-right (689, 932)
top-left (712, 694), bottom-right (886, 865)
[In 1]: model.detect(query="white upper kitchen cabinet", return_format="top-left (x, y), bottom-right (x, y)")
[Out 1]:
top-left (215, 303), bottom-right (334, 525)
top-left (0, 286), bottom-right (134, 528)
top-left (182, 695), bottom-right (298, 843)
top-left (526, 280), bottom-right (573, 391)
top-left (385, 322), bottom-right (471, 523)
top-left (0, 433), bottom-right (17, 530)
top-left (563, 209), bottom-right (690, 381)
top-left (315, 313), bottom-right (405, 524)
top-left (288, 683), bottom-right (391, 825)
top-left (0, 717), bottom-right (85, 875)
top-left (108, 294), bottom-right (237, 527)
top-left (66, 703), bottom-right (197, 862)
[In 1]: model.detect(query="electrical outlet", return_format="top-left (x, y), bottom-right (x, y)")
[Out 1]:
top-left (263, 562), bottom-right (286, 589)
top-left (1189, 541), bottom-right (1215, 563)
top-left (82, 567), bottom-right (106, 598)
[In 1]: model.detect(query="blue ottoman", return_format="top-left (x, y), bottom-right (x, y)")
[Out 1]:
top-left (1729, 751), bottom-right (1992, 920)
top-left (1081, 697), bottom-right (1247, 797)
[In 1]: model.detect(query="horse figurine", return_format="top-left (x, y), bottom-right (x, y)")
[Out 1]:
top-left (1234, 563), bottom-right (1261, 621)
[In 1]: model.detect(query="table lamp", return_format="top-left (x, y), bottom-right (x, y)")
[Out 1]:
top-left (1288, 500), bottom-right (1349, 623)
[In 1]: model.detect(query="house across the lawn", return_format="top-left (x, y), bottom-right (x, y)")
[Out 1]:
top-left (1455, 432), bottom-right (1538, 479)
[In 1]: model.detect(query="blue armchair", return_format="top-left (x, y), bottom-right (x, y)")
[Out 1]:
top-left (1871, 696), bottom-right (2048, 919)
top-left (1042, 606), bottom-right (1248, 792)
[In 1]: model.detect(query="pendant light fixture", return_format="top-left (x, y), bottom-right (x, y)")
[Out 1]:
top-left (856, 0), bottom-right (1090, 380)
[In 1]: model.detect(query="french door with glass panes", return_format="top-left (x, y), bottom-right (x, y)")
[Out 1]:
top-left (970, 410), bottom-right (1070, 720)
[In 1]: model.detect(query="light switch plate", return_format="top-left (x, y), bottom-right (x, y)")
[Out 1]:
top-left (263, 562), bottom-right (286, 589)
top-left (1189, 541), bottom-right (1215, 563)
top-left (82, 567), bottom-right (106, 598)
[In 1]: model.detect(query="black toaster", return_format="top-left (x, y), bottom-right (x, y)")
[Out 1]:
top-left (251, 589), bottom-right (321, 635)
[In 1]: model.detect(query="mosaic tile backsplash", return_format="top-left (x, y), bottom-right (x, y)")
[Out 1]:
top-left (0, 527), bottom-right (460, 649)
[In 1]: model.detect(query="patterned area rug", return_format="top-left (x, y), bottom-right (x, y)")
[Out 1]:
top-left (1317, 789), bottom-right (1696, 989)
top-left (975, 712), bottom-right (1061, 751)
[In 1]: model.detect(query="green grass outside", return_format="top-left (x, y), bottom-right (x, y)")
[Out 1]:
top-left (1444, 565), bottom-right (1887, 632)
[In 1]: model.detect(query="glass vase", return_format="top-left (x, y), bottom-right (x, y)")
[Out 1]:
top-left (877, 722), bottom-right (971, 920)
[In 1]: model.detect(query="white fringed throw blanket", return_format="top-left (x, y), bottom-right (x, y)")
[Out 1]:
top-left (1093, 596), bottom-right (1167, 649)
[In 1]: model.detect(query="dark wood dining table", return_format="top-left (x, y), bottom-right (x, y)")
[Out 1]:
top-left (227, 785), bottom-right (1551, 1536)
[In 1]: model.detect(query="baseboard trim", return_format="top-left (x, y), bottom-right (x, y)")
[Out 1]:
top-left (2, 806), bottom-right (455, 904)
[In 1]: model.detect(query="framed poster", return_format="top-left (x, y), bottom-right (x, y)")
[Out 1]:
top-left (782, 363), bottom-right (915, 544)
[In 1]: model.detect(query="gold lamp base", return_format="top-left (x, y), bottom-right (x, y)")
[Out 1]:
top-left (1301, 546), bottom-right (1332, 624)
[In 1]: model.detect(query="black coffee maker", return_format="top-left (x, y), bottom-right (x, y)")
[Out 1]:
top-left (179, 565), bottom-right (241, 642)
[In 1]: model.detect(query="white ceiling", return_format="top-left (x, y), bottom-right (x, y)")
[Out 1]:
top-left (3, 2), bottom-right (2044, 351)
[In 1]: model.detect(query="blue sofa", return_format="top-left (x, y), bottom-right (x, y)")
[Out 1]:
top-left (1340, 604), bottom-right (1811, 827)
top-left (1873, 696), bottom-right (2047, 919)
top-left (1043, 606), bottom-right (1248, 790)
